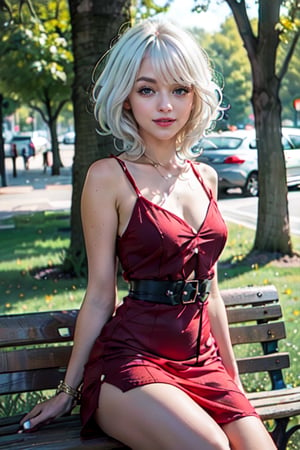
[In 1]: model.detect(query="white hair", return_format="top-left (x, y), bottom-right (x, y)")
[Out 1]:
top-left (93, 19), bottom-right (222, 158)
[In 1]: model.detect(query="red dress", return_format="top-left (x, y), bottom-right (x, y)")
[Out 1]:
top-left (80, 157), bottom-right (258, 437)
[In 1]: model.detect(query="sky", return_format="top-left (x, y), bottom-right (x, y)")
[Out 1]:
top-left (156, 0), bottom-right (257, 32)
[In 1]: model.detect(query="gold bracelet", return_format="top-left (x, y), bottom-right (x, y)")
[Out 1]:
top-left (56, 380), bottom-right (81, 401)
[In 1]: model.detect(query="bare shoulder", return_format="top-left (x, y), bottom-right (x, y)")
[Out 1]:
top-left (86, 157), bottom-right (120, 186)
top-left (193, 161), bottom-right (218, 196)
top-left (83, 157), bottom-right (126, 198)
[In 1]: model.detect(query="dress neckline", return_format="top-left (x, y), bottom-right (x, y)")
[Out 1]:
top-left (114, 155), bottom-right (215, 239)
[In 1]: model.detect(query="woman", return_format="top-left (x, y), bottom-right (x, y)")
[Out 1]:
top-left (21, 19), bottom-right (276, 450)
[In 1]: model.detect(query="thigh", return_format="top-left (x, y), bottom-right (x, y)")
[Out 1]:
top-left (222, 416), bottom-right (277, 450)
top-left (95, 382), bottom-right (230, 450)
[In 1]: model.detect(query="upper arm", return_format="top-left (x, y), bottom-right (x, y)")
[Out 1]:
top-left (81, 159), bottom-right (119, 309)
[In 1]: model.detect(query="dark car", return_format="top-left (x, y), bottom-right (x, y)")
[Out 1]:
top-left (195, 128), bottom-right (300, 196)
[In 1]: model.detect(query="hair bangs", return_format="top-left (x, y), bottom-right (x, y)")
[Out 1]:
top-left (147, 40), bottom-right (194, 88)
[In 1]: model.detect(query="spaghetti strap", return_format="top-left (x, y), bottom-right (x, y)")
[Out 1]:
top-left (111, 155), bottom-right (142, 197)
top-left (189, 160), bottom-right (213, 200)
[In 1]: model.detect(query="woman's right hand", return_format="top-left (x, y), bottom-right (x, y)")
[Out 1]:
top-left (19, 392), bottom-right (75, 432)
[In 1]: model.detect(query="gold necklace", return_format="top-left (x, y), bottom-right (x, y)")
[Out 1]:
top-left (143, 153), bottom-right (185, 181)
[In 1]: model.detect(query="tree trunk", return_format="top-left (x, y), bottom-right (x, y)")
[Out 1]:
top-left (226, 0), bottom-right (293, 255)
top-left (67, 0), bottom-right (129, 275)
top-left (49, 117), bottom-right (63, 175)
top-left (251, 79), bottom-right (291, 253)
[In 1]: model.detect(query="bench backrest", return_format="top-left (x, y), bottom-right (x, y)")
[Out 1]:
top-left (0, 285), bottom-right (289, 395)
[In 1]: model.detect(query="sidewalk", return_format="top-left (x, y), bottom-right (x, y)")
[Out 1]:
top-left (0, 151), bottom-right (73, 224)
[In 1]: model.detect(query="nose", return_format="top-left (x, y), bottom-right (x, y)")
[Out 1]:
top-left (158, 92), bottom-right (173, 112)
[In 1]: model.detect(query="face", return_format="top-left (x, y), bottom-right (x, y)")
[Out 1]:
top-left (125, 56), bottom-right (194, 147)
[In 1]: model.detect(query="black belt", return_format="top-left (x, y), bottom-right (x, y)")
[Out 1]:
top-left (128, 279), bottom-right (211, 306)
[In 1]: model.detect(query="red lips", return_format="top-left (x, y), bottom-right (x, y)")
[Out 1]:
top-left (153, 118), bottom-right (176, 127)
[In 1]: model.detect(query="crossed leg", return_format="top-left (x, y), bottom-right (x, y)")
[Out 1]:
top-left (95, 382), bottom-right (277, 450)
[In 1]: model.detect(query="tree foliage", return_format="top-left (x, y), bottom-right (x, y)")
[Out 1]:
top-left (0, 0), bottom-right (73, 174)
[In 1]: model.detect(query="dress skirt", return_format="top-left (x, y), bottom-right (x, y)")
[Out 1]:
top-left (80, 297), bottom-right (258, 438)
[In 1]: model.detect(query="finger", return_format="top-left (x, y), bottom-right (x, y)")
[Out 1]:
top-left (20, 403), bottom-right (44, 424)
top-left (21, 415), bottom-right (55, 433)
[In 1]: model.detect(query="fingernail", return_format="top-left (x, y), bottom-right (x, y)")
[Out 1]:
top-left (23, 420), bottom-right (31, 430)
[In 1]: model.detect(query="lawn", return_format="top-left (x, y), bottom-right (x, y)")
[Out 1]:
top-left (0, 211), bottom-right (299, 446)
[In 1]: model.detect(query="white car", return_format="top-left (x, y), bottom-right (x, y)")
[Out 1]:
top-left (5, 134), bottom-right (50, 158)
top-left (195, 128), bottom-right (300, 196)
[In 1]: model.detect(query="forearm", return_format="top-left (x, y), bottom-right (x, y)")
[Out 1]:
top-left (63, 296), bottom-right (115, 390)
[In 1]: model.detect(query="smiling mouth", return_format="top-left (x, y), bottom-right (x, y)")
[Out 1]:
top-left (153, 119), bottom-right (176, 126)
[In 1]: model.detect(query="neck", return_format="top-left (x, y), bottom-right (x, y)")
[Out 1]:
top-left (142, 150), bottom-right (187, 181)
top-left (143, 148), bottom-right (180, 169)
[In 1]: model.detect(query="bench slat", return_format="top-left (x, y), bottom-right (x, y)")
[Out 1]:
top-left (237, 352), bottom-right (290, 374)
top-left (0, 346), bottom-right (72, 372)
top-left (247, 386), bottom-right (300, 401)
top-left (0, 311), bottom-right (77, 348)
top-left (249, 387), bottom-right (300, 420)
top-left (248, 387), bottom-right (300, 408)
top-left (226, 304), bottom-right (282, 324)
top-left (222, 285), bottom-right (278, 306)
top-left (229, 321), bottom-right (286, 345)
top-left (0, 368), bottom-right (65, 395)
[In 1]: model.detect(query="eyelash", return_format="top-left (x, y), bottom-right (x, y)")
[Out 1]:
top-left (137, 86), bottom-right (191, 97)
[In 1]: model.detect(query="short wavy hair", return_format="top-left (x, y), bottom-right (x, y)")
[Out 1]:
top-left (93, 19), bottom-right (222, 159)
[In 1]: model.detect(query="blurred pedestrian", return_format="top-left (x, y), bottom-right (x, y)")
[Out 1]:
top-left (11, 143), bottom-right (17, 177)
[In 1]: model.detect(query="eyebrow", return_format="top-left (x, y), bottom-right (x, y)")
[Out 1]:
top-left (136, 76), bottom-right (157, 83)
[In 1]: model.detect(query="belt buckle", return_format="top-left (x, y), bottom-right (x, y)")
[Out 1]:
top-left (198, 279), bottom-right (211, 303)
top-left (181, 280), bottom-right (199, 304)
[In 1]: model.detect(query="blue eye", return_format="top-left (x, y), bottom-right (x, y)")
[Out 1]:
top-left (174, 87), bottom-right (191, 96)
top-left (138, 87), bottom-right (154, 96)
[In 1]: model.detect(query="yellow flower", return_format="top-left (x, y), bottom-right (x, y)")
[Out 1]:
top-left (45, 295), bottom-right (53, 303)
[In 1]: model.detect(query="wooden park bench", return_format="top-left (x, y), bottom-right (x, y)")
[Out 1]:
top-left (0, 284), bottom-right (299, 449)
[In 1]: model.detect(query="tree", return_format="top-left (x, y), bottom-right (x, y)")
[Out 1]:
top-left (194, 0), bottom-right (300, 255)
top-left (0, 0), bottom-right (73, 175)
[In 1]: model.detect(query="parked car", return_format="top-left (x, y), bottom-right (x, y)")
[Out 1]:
top-left (195, 128), bottom-right (300, 196)
top-left (4, 134), bottom-right (50, 158)
top-left (62, 131), bottom-right (75, 145)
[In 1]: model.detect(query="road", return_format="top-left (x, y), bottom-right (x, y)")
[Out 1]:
top-left (218, 190), bottom-right (300, 236)
top-left (1, 149), bottom-right (300, 235)
top-left (0, 146), bottom-right (73, 224)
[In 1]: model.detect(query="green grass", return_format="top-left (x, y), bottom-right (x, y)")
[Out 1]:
top-left (0, 212), bottom-right (299, 447)
top-left (0, 212), bottom-right (86, 314)
top-left (218, 224), bottom-right (300, 391)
